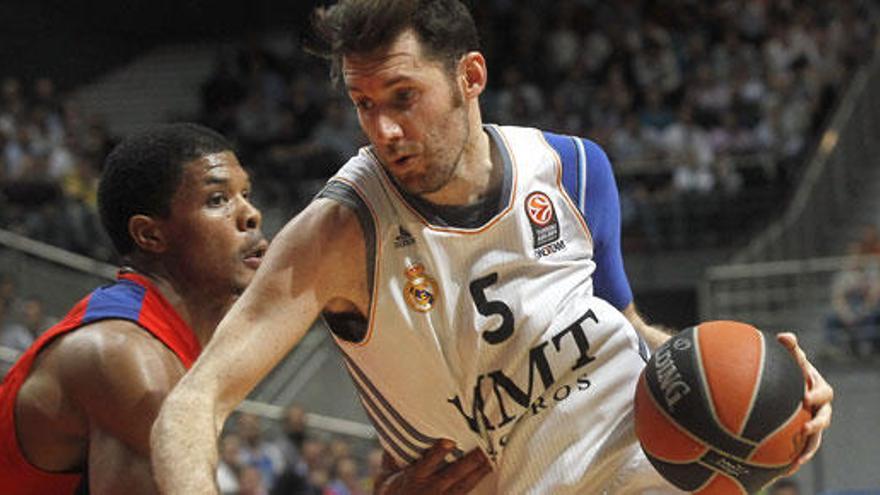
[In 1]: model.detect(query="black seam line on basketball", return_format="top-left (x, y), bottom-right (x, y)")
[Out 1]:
top-left (693, 325), bottom-right (760, 445)
top-left (691, 472), bottom-right (718, 494)
top-left (343, 354), bottom-right (465, 456)
top-left (343, 356), bottom-right (437, 449)
top-left (738, 331), bottom-right (766, 437)
top-left (744, 403), bottom-right (806, 468)
top-left (643, 370), bottom-right (771, 468)
top-left (640, 373), bottom-right (711, 462)
top-left (695, 460), bottom-right (749, 495)
top-left (345, 361), bottom-right (427, 457)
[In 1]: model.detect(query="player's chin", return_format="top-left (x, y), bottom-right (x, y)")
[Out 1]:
top-left (233, 269), bottom-right (257, 294)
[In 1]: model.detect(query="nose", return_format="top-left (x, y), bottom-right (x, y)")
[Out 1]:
top-left (238, 196), bottom-right (262, 232)
top-left (374, 112), bottom-right (403, 145)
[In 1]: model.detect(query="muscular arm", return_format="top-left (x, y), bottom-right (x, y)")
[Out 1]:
top-left (152, 199), bottom-right (366, 494)
top-left (48, 320), bottom-right (186, 494)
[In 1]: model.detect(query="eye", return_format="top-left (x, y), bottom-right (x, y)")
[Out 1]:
top-left (354, 98), bottom-right (374, 111)
top-left (394, 89), bottom-right (417, 107)
top-left (207, 193), bottom-right (229, 207)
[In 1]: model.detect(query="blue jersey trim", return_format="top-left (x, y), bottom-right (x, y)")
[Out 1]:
top-left (542, 131), bottom-right (633, 310)
top-left (83, 279), bottom-right (147, 324)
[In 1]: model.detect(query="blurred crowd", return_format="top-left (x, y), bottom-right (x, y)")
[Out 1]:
top-left (825, 224), bottom-right (880, 360)
top-left (1, 0), bottom-right (879, 258)
top-left (218, 406), bottom-right (382, 495)
top-left (0, 274), bottom-right (56, 375)
top-left (198, 0), bottom-right (879, 251)
top-left (0, 77), bottom-right (115, 260)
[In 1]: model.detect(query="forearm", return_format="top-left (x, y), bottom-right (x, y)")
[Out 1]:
top-left (88, 432), bottom-right (159, 495)
top-left (622, 303), bottom-right (675, 351)
top-left (636, 322), bottom-right (674, 351)
top-left (151, 389), bottom-right (225, 495)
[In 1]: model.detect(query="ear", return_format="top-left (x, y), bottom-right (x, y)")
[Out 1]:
top-left (128, 214), bottom-right (168, 254)
top-left (459, 51), bottom-right (487, 99)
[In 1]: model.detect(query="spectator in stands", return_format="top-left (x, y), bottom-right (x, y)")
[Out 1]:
top-left (826, 243), bottom-right (880, 358)
top-left (271, 435), bottom-right (329, 495)
top-left (308, 98), bottom-right (364, 167)
top-left (325, 457), bottom-right (365, 495)
top-left (275, 403), bottom-right (307, 467)
top-left (0, 274), bottom-right (17, 313)
top-left (239, 465), bottom-right (270, 495)
top-left (0, 297), bottom-right (53, 352)
top-left (236, 412), bottom-right (287, 491)
top-left (3, 0), bottom-right (875, 258)
top-left (856, 224), bottom-right (880, 257)
top-left (0, 74), bottom-right (117, 261)
top-left (217, 433), bottom-right (244, 495)
top-left (363, 447), bottom-right (385, 494)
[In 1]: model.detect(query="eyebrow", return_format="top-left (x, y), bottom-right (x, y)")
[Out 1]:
top-left (347, 75), bottom-right (414, 93)
top-left (203, 176), bottom-right (229, 186)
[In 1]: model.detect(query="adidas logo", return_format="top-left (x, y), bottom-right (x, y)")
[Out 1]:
top-left (394, 226), bottom-right (416, 248)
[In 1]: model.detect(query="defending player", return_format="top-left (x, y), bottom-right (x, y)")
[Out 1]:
top-left (0, 123), bottom-right (266, 494)
top-left (152, 2), bottom-right (833, 494)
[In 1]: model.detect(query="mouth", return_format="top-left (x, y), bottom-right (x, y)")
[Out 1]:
top-left (242, 239), bottom-right (269, 270)
top-left (393, 154), bottom-right (417, 168)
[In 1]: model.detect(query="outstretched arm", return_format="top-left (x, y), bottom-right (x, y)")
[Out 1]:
top-left (151, 199), bottom-right (365, 494)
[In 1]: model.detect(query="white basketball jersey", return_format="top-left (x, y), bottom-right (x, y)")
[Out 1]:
top-left (327, 125), bottom-right (679, 494)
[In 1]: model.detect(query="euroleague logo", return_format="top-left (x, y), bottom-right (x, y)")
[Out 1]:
top-left (526, 192), bottom-right (554, 226)
top-left (525, 191), bottom-right (564, 257)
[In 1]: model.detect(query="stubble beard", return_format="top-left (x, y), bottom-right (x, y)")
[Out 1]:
top-left (414, 89), bottom-right (470, 196)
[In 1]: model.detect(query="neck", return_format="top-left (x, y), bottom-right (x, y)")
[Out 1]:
top-left (420, 107), bottom-right (500, 207)
top-left (125, 258), bottom-right (235, 348)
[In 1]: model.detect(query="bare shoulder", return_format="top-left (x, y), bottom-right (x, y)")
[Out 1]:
top-left (50, 320), bottom-right (185, 411)
top-left (15, 320), bottom-right (185, 469)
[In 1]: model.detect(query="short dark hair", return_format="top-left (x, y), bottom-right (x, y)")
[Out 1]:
top-left (307, 0), bottom-right (480, 86)
top-left (98, 123), bottom-right (232, 255)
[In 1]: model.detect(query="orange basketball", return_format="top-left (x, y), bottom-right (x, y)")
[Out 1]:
top-left (634, 321), bottom-right (811, 494)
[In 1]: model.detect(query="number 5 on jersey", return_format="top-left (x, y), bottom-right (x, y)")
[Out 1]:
top-left (469, 272), bottom-right (514, 344)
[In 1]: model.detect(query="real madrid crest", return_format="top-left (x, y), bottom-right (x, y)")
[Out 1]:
top-left (403, 263), bottom-right (438, 312)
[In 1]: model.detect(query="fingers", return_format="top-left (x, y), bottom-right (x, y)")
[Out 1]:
top-left (804, 369), bottom-right (834, 408)
top-left (438, 449), bottom-right (492, 494)
top-left (805, 402), bottom-right (832, 436)
top-left (776, 332), bottom-right (806, 366)
top-left (786, 428), bottom-right (824, 476)
top-left (775, 332), bottom-right (834, 477)
top-left (776, 332), bottom-right (823, 393)
top-left (411, 439), bottom-right (458, 478)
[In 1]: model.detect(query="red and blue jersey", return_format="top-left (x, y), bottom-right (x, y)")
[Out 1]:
top-left (0, 271), bottom-right (200, 494)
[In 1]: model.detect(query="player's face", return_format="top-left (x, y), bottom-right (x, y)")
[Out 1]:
top-left (343, 30), bottom-right (470, 196)
top-left (161, 151), bottom-right (267, 295)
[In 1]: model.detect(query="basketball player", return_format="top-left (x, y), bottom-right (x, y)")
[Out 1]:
top-left (152, 2), bottom-right (833, 493)
top-left (0, 123), bottom-right (267, 494)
